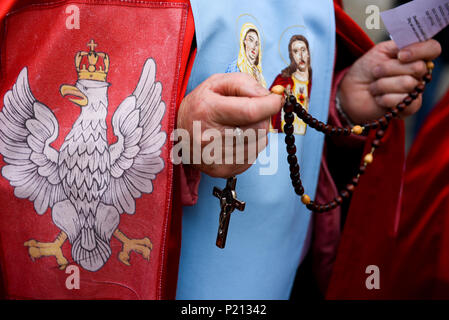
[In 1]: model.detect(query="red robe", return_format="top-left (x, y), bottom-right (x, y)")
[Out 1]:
top-left (383, 88), bottom-right (449, 299)
top-left (0, 0), bottom-right (405, 299)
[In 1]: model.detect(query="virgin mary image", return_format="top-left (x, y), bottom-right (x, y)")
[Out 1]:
top-left (226, 22), bottom-right (267, 88)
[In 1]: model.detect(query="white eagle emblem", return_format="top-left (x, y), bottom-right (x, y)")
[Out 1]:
top-left (0, 41), bottom-right (166, 272)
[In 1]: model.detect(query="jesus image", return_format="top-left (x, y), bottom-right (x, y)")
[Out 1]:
top-left (271, 34), bottom-right (312, 135)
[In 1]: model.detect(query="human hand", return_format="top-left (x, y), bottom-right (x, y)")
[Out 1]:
top-left (177, 73), bottom-right (283, 178)
top-left (338, 39), bottom-right (442, 124)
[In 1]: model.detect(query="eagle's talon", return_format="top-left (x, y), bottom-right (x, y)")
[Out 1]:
top-left (118, 251), bottom-right (131, 266)
top-left (114, 230), bottom-right (153, 266)
top-left (24, 232), bottom-right (69, 270)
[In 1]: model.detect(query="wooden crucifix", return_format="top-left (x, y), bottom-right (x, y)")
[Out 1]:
top-left (213, 176), bottom-right (246, 249)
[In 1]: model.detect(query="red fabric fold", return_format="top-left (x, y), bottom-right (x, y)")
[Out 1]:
top-left (384, 88), bottom-right (449, 299)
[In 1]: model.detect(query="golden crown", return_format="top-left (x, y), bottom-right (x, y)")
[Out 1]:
top-left (75, 40), bottom-right (109, 82)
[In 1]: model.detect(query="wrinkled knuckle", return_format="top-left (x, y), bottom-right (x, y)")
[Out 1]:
top-left (375, 64), bottom-right (385, 78)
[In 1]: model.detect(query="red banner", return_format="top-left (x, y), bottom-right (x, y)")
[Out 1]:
top-left (0, 0), bottom-right (193, 299)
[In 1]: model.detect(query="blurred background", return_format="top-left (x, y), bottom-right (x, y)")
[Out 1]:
top-left (342, 0), bottom-right (449, 152)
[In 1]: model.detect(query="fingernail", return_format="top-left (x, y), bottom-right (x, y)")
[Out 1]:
top-left (399, 50), bottom-right (411, 61)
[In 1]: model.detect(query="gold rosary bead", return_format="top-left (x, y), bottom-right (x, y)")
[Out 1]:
top-left (426, 61), bottom-right (435, 70)
top-left (364, 153), bottom-right (374, 164)
top-left (271, 85), bottom-right (285, 95)
top-left (301, 194), bottom-right (311, 205)
top-left (352, 125), bottom-right (364, 135)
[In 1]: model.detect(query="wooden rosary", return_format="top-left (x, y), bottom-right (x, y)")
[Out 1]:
top-left (213, 61), bottom-right (434, 248)
top-left (271, 61), bottom-right (434, 213)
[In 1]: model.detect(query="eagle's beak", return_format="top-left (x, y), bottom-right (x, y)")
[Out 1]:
top-left (60, 85), bottom-right (88, 106)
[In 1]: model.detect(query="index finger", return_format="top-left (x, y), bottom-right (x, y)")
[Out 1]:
top-left (211, 93), bottom-right (283, 126)
top-left (398, 39), bottom-right (442, 63)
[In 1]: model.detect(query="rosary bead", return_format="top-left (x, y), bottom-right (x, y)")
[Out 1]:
top-left (284, 124), bottom-right (294, 135)
top-left (404, 96), bottom-right (413, 105)
top-left (310, 118), bottom-right (318, 128)
top-left (378, 117), bottom-right (388, 128)
top-left (289, 95), bottom-right (297, 104)
top-left (323, 204), bottom-right (331, 212)
top-left (290, 163), bottom-right (300, 174)
top-left (285, 134), bottom-right (295, 146)
top-left (336, 127), bottom-right (344, 136)
top-left (335, 196), bottom-right (343, 205)
top-left (343, 127), bottom-right (351, 136)
top-left (358, 165), bottom-right (367, 175)
top-left (290, 171), bottom-right (300, 180)
top-left (301, 194), bottom-right (311, 205)
top-left (295, 185), bottom-right (305, 196)
top-left (391, 107), bottom-right (400, 117)
top-left (424, 73), bottom-right (432, 83)
top-left (352, 177), bottom-right (360, 186)
top-left (306, 203), bottom-right (316, 211)
top-left (385, 113), bottom-right (393, 121)
top-left (330, 201), bottom-right (338, 209)
top-left (271, 85), bottom-right (285, 95)
top-left (287, 154), bottom-right (298, 165)
top-left (330, 127), bottom-right (337, 136)
top-left (296, 106), bottom-right (306, 118)
top-left (317, 122), bottom-right (325, 132)
top-left (284, 103), bottom-right (294, 114)
top-left (409, 91), bottom-right (419, 99)
top-left (415, 83), bottom-right (425, 93)
top-left (351, 125), bottom-right (364, 135)
top-left (292, 178), bottom-right (302, 188)
top-left (304, 114), bottom-right (312, 124)
top-left (346, 184), bottom-right (355, 193)
top-left (376, 130), bottom-right (385, 139)
top-left (364, 153), bottom-right (374, 164)
top-left (396, 103), bottom-right (406, 112)
top-left (372, 139), bottom-right (381, 148)
top-left (427, 61), bottom-right (435, 70)
top-left (287, 144), bottom-right (297, 155)
top-left (284, 112), bottom-right (295, 124)
top-left (340, 190), bottom-right (350, 199)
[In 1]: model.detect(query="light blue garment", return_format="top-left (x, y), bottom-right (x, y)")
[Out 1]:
top-left (177, 0), bottom-right (336, 300)
top-left (225, 59), bottom-right (239, 73)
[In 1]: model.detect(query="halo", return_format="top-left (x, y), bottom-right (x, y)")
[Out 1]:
top-left (235, 13), bottom-right (265, 53)
top-left (278, 25), bottom-right (308, 66)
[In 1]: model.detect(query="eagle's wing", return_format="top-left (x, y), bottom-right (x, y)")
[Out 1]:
top-left (103, 59), bottom-right (166, 214)
top-left (0, 67), bottom-right (66, 214)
